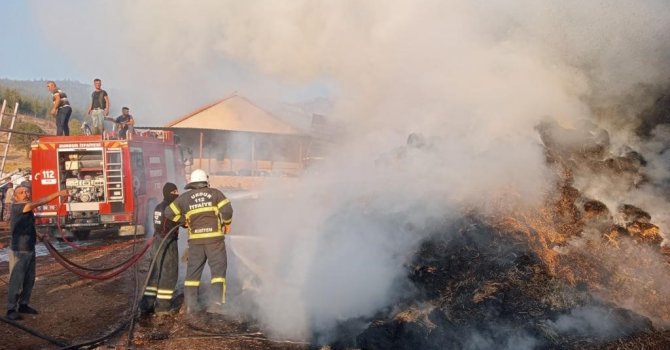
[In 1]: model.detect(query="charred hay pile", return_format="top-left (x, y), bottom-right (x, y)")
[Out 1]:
top-left (348, 103), bottom-right (670, 349)
top-left (355, 217), bottom-right (667, 350)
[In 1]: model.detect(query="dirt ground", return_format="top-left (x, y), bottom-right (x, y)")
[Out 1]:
top-left (0, 238), bottom-right (139, 350)
top-left (0, 237), bottom-right (312, 350)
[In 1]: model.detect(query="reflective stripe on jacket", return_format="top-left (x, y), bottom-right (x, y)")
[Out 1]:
top-left (164, 187), bottom-right (232, 243)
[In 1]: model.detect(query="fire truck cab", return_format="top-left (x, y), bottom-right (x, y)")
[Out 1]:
top-left (31, 130), bottom-right (186, 239)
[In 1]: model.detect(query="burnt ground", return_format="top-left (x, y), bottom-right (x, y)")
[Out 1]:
top-left (1, 219), bottom-right (669, 349)
top-left (351, 219), bottom-right (670, 350)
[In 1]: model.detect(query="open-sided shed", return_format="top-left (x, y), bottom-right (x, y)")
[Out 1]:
top-left (166, 94), bottom-right (309, 179)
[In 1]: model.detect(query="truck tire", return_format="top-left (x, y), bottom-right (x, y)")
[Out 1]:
top-left (45, 227), bottom-right (58, 241)
top-left (74, 230), bottom-right (91, 240)
top-left (56, 228), bottom-right (77, 241)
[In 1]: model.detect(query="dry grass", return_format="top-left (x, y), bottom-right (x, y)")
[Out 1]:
top-left (0, 113), bottom-right (56, 172)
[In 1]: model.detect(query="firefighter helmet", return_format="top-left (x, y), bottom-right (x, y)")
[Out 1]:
top-left (186, 169), bottom-right (209, 189)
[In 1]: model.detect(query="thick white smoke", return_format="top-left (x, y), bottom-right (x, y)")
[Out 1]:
top-left (29, 0), bottom-right (670, 341)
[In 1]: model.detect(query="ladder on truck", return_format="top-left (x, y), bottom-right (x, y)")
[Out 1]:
top-left (0, 99), bottom-right (19, 182)
top-left (105, 148), bottom-right (124, 202)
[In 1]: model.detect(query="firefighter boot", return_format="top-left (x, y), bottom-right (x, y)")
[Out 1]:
top-left (207, 279), bottom-right (227, 314)
top-left (184, 286), bottom-right (201, 314)
top-left (139, 296), bottom-right (155, 315)
top-left (155, 299), bottom-right (174, 316)
top-left (206, 302), bottom-right (227, 315)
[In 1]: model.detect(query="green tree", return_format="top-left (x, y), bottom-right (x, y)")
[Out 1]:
top-left (12, 122), bottom-right (45, 158)
top-left (0, 86), bottom-right (52, 119)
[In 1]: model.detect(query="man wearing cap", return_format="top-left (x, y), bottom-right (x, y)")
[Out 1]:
top-left (164, 169), bottom-right (233, 314)
top-left (140, 183), bottom-right (180, 315)
top-left (6, 185), bottom-right (68, 320)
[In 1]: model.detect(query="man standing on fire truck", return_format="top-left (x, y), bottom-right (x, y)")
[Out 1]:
top-left (47, 81), bottom-right (72, 136)
top-left (87, 78), bottom-right (110, 135)
top-left (164, 169), bottom-right (233, 314)
top-left (140, 183), bottom-right (180, 315)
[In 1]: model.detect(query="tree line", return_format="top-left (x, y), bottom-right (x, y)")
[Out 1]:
top-left (0, 84), bottom-right (87, 158)
top-left (0, 83), bottom-right (86, 121)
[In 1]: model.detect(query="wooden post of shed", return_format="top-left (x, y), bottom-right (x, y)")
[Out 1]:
top-left (198, 131), bottom-right (204, 168)
top-left (299, 137), bottom-right (304, 170)
top-left (251, 134), bottom-right (256, 174)
top-left (207, 146), bottom-right (212, 173)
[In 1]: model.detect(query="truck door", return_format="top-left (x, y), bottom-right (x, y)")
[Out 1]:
top-left (165, 148), bottom-right (176, 184)
top-left (130, 148), bottom-right (145, 195)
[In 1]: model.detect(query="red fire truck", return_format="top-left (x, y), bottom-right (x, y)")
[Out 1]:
top-left (31, 130), bottom-right (187, 239)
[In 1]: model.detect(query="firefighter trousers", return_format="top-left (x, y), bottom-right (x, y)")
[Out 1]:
top-left (184, 239), bottom-right (227, 310)
top-left (142, 235), bottom-right (178, 312)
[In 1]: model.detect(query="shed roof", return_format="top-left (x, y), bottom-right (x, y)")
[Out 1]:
top-left (165, 95), bottom-right (303, 135)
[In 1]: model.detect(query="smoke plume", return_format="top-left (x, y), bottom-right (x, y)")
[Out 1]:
top-left (30, 0), bottom-right (670, 342)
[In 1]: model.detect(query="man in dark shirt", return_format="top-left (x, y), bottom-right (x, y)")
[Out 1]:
top-left (47, 81), bottom-right (72, 136)
top-left (140, 183), bottom-right (180, 315)
top-left (114, 107), bottom-right (135, 140)
top-left (5, 185), bottom-right (68, 320)
top-left (87, 78), bottom-right (110, 135)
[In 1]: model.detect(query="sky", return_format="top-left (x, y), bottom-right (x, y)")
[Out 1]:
top-left (0, 0), bottom-right (332, 123)
top-left (0, 1), bottom-right (85, 81)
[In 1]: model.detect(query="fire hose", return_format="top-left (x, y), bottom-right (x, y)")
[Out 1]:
top-left (0, 241), bottom-right (151, 348)
top-left (0, 198), bottom-right (150, 348)
top-left (124, 225), bottom-right (270, 344)
top-left (0, 316), bottom-right (68, 347)
top-left (42, 235), bottom-right (155, 280)
top-left (0, 190), bottom-right (257, 348)
top-left (42, 241), bottom-right (145, 273)
top-left (61, 194), bottom-right (149, 350)
top-left (41, 232), bottom-right (299, 347)
top-left (4, 205), bottom-right (292, 347)
top-left (41, 193), bottom-right (154, 278)
top-left (53, 199), bottom-right (141, 252)
top-left (53, 218), bottom-right (152, 350)
top-left (39, 190), bottom-right (155, 274)
top-left (17, 226), bottom-right (194, 350)
top-left (126, 224), bottom-right (181, 346)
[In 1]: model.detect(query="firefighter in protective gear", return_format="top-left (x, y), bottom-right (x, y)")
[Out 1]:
top-left (164, 169), bottom-right (233, 313)
top-left (140, 182), bottom-right (180, 315)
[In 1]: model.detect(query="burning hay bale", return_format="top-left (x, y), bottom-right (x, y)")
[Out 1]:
top-left (619, 204), bottom-right (652, 224)
top-left (355, 219), bottom-right (656, 350)
top-left (606, 204), bottom-right (663, 245)
top-left (582, 200), bottom-right (609, 221)
top-left (625, 222), bottom-right (662, 245)
top-left (348, 104), bottom-right (670, 349)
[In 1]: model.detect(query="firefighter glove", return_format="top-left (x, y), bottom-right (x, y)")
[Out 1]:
top-left (224, 224), bottom-right (231, 235)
